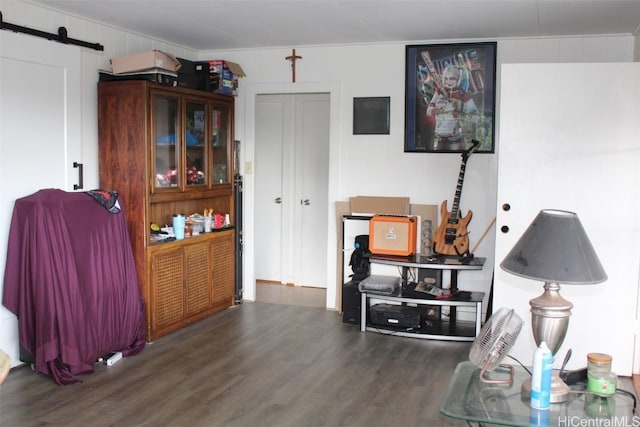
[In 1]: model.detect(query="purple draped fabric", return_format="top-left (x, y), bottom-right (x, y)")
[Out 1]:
top-left (2, 189), bottom-right (146, 384)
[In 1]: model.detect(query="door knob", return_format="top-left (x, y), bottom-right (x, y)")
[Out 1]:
top-left (301, 199), bottom-right (310, 206)
top-left (274, 197), bottom-right (282, 204)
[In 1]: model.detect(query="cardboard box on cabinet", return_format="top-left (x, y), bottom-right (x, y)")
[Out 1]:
top-left (197, 60), bottom-right (246, 95)
top-left (110, 50), bottom-right (181, 74)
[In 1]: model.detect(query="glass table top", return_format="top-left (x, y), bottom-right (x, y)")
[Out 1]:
top-left (440, 361), bottom-right (637, 427)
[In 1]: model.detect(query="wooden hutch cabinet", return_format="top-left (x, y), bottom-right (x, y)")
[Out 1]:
top-left (98, 80), bottom-right (235, 341)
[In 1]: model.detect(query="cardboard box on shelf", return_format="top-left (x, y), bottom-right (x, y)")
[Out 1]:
top-left (110, 50), bottom-right (181, 74)
top-left (349, 196), bottom-right (410, 216)
top-left (197, 60), bottom-right (246, 95)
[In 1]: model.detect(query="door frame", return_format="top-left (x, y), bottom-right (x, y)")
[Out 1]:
top-left (241, 82), bottom-right (341, 309)
top-left (254, 93), bottom-right (330, 288)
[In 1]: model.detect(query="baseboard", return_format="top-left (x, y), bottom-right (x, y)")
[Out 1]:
top-left (256, 279), bottom-right (281, 285)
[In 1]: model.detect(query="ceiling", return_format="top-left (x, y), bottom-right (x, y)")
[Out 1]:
top-left (26, 0), bottom-right (640, 51)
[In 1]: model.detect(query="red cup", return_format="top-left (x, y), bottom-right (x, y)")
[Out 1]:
top-left (214, 213), bottom-right (224, 228)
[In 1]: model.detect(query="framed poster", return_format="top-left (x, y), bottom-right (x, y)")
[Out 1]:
top-left (353, 97), bottom-right (390, 135)
top-left (404, 42), bottom-right (496, 153)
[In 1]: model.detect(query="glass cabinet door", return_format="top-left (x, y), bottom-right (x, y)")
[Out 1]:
top-left (153, 95), bottom-right (179, 189)
top-left (211, 105), bottom-right (230, 185)
top-left (185, 101), bottom-right (207, 187)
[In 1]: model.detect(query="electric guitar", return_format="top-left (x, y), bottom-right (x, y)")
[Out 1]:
top-left (433, 140), bottom-right (480, 257)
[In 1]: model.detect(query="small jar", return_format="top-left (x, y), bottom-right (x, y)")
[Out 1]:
top-left (587, 352), bottom-right (617, 397)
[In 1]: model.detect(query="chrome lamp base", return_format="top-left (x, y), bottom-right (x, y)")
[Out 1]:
top-left (521, 281), bottom-right (573, 404)
top-left (521, 373), bottom-right (571, 404)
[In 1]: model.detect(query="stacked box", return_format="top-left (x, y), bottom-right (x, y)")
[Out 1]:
top-left (194, 62), bottom-right (210, 91)
top-left (196, 60), bottom-right (246, 95)
top-left (176, 57), bottom-right (199, 89)
top-left (110, 50), bottom-right (181, 74)
top-left (99, 69), bottom-right (178, 87)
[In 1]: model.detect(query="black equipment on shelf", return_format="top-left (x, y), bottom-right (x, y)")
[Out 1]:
top-left (342, 233), bottom-right (371, 324)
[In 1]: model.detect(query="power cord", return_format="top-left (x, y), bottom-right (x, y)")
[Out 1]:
top-left (506, 354), bottom-right (531, 375)
top-left (614, 388), bottom-right (637, 416)
top-left (398, 265), bottom-right (416, 283)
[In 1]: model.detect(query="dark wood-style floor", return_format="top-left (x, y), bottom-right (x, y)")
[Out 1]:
top-left (255, 281), bottom-right (327, 309)
top-left (0, 295), bottom-right (470, 426)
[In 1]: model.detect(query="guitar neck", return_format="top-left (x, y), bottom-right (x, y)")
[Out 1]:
top-left (447, 140), bottom-right (479, 222)
top-left (450, 160), bottom-right (467, 219)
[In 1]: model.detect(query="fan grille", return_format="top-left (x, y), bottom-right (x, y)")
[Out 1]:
top-left (469, 307), bottom-right (523, 372)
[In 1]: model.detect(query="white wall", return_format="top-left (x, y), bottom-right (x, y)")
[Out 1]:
top-left (0, 0), bottom-right (636, 368)
top-left (197, 36), bottom-right (634, 311)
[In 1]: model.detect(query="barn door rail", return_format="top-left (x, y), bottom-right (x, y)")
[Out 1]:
top-left (0, 11), bottom-right (104, 51)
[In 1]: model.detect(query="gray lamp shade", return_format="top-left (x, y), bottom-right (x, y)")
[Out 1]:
top-left (500, 209), bottom-right (607, 284)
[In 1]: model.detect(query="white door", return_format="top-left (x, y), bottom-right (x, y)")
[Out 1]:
top-left (494, 63), bottom-right (640, 375)
top-left (293, 94), bottom-right (330, 287)
top-left (254, 93), bottom-right (330, 288)
top-left (254, 95), bottom-right (288, 282)
top-left (0, 31), bottom-right (82, 366)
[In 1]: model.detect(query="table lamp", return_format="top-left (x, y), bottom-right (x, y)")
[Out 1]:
top-left (500, 209), bottom-right (607, 403)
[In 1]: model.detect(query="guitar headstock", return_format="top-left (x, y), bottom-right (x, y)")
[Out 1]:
top-left (462, 139), bottom-right (481, 161)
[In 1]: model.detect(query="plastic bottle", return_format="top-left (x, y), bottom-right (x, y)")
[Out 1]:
top-left (173, 214), bottom-right (186, 240)
top-left (531, 341), bottom-right (553, 410)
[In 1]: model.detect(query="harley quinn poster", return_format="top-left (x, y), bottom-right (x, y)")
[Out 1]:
top-left (404, 42), bottom-right (496, 153)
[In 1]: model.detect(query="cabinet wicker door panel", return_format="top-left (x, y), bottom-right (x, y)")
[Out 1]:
top-left (151, 249), bottom-right (185, 333)
top-left (184, 242), bottom-right (211, 316)
top-left (210, 233), bottom-right (234, 306)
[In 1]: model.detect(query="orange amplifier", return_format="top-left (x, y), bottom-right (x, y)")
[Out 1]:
top-left (369, 215), bottom-right (417, 256)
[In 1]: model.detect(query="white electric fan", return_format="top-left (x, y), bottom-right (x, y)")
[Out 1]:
top-left (469, 307), bottom-right (523, 385)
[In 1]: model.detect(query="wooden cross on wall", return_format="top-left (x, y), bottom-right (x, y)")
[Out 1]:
top-left (285, 49), bottom-right (302, 83)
